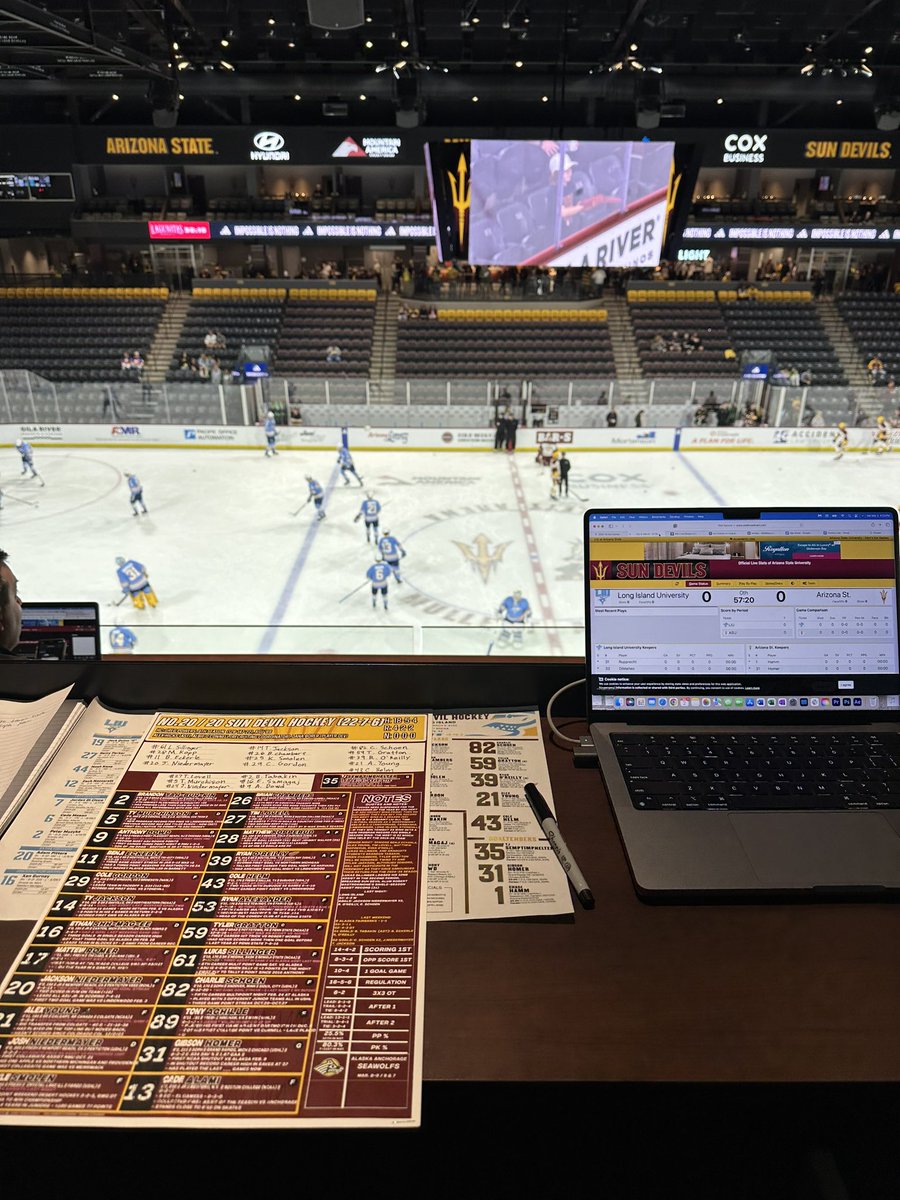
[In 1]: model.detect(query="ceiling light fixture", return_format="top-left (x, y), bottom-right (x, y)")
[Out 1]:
top-left (716, 96), bottom-right (724, 104)
top-left (541, 94), bottom-right (548, 101)
top-left (111, 93), bottom-right (119, 100)
top-left (219, 60), bottom-right (234, 71)
top-left (400, 39), bottom-right (409, 48)
top-left (293, 93), bottom-right (301, 100)
top-left (359, 93), bottom-right (367, 99)
top-left (460, 1), bottom-right (479, 29)
top-left (472, 94), bottom-right (479, 101)
top-left (514, 59), bottom-right (523, 67)
top-left (176, 59), bottom-right (191, 70)
top-left (220, 38), bottom-right (228, 47)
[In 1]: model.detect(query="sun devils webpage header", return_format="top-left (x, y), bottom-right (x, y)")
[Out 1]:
top-left (587, 511), bottom-right (900, 710)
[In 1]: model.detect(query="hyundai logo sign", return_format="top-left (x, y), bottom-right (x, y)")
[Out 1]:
top-left (250, 131), bottom-right (290, 161)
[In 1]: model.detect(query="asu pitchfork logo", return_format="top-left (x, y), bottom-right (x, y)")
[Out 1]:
top-left (454, 533), bottom-right (510, 583)
top-left (447, 152), bottom-right (470, 246)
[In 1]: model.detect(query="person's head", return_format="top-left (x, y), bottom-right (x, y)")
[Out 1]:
top-left (838, 422), bottom-right (847, 430)
top-left (512, 590), bottom-right (522, 602)
top-left (0, 548), bottom-right (22, 652)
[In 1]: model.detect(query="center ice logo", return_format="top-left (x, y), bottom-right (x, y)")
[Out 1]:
top-left (453, 533), bottom-right (512, 583)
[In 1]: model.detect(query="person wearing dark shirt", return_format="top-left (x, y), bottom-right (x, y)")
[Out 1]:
top-left (506, 413), bottom-right (519, 452)
top-left (557, 452), bottom-right (570, 496)
top-left (606, 409), bottom-right (618, 427)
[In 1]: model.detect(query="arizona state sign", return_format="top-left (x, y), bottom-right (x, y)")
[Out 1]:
top-left (105, 136), bottom-right (216, 156)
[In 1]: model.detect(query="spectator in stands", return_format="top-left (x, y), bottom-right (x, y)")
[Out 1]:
top-left (197, 352), bottom-right (212, 381)
top-left (810, 410), bottom-right (825, 428)
top-left (204, 329), bottom-right (217, 350)
top-left (867, 354), bottom-right (886, 385)
top-left (723, 346), bottom-right (737, 362)
top-left (398, 304), bottom-right (409, 320)
top-left (120, 351), bottom-right (132, 377)
top-left (210, 359), bottom-right (222, 385)
top-left (0, 547), bottom-right (22, 654)
top-left (799, 368), bottom-right (813, 387)
top-left (596, 389), bottom-right (608, 406)
top-left (651, 333), bottom-right (665, 352)
top-left (606, 409), bottom-right (618, 428)
top-left (592, 266), bottom-right (607, 297)
top-left (787, 366), bottom-right (800, 387)
top-left (427, 305), bottom-right (438, 319)
top-left (130, 350), bottom-right (144, 377)
top-left (635, 409), bottom-right (644, 428)
top-left (177, 351), bottom-right (192, 375)
top-left (325, 343), bottom-right (343, 363)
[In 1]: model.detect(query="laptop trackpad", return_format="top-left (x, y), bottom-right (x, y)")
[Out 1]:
top-left (731, 813), bottom-right (900, 888)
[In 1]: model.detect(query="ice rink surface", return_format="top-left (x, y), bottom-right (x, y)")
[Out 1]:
top-left (2, 442), bottom-right (896, 655)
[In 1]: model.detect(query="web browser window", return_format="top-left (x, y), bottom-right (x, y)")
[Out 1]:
top-left (585, 510), bottom-right (900, 714)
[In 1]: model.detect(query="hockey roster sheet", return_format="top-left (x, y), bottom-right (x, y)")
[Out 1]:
top-left (0, 709), bottom-right (429, 1128)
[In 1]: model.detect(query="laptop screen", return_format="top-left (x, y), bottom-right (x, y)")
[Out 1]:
top-left (585, 508), bottom-right (900, 716)
top-left (16, 602), bottom-right (101, 662)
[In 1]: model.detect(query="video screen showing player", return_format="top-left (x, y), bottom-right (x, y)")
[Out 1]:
top-left (467, 138), bottom-right (674, 269)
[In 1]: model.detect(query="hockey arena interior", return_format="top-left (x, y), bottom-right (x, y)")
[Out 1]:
top-left (3, 4), bottom-right (900, 1196)
top-left (0, 0), bottom-right (897, 664)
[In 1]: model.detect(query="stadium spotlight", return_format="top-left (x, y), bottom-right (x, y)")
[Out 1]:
top-left (460, 2), bottom-right (479, 29)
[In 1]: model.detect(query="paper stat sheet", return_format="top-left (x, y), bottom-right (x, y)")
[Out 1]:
top-left (0, 708), bottom-right (429, 1128)
top-left (428, 712), bottom-right (573, 920)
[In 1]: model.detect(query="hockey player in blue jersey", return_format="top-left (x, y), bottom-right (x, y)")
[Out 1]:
top-left (354, 493), bottom-right (381, 542)
top-left (15, 439), bottom-right (44, 486)
top-left (116, 556), bottom-right (158, 609)
top-left (337, 445), bottom-right (364, 486)
top-left (377, 530), bottom-right (406, 583)
top-left (367, 558), bottom-right (392, 610)
top-left (126, 471), bottom-right (148, 516)
top-left (109, 625), bottom-right (138, 653)
top-left (304, 475), bottom-right (326, 520)
top-left (497, 590), bottom-right (532, 647)
top-left (263, 411), bottom-right (278, 457)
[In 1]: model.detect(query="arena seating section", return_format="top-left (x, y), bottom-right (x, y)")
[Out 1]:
top-left (166, 288), bottom-right (284, 382)
top-left (395, 309), bottom-right (614, 378)
top-left (275, 289), bottom-right (376, 377)
top-left (628, 293), bottom-right (737, 377)
top-left (167, 289), bottom-right (377, 381)
top-left (0, 287), bottom-right (167, 381)
top-left (835, 293), bottom-right (900, 381)
top-left (628, 288), bottom-right (846, 386)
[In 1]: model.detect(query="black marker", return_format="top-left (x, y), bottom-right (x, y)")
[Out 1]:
top-left (524, 782), bottom-right (594, 910)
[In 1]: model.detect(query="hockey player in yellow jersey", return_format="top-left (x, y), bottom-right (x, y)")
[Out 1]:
top-left (832, 422), bottom-right (849, 460)
top-left (872, 414), bottom-right (891, 455)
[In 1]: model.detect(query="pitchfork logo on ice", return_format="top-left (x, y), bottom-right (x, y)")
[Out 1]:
top-left (453, 533), bottom-right (511, 584)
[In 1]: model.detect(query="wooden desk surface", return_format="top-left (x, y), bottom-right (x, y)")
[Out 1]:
top-left (423, 727), bottom-right (900, 1084)
top-left (2, 718), bottom-right (899, 1086)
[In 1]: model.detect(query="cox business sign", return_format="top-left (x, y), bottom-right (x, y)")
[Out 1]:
top-left (722, 133), bottom-right (767, 164)
top-left (250, 131), bottom-right (290, 162)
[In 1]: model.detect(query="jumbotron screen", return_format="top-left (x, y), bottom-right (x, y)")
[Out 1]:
top-left (440, 138), bottom-right (675, 268)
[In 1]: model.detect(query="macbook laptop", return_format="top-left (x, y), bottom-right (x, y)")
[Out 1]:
top-left (584, 507), bottom-right (900, 900)
top-left (15, 602), bottom-right (101, 662)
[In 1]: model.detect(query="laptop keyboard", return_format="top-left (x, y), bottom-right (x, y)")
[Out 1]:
top-left (611, 732), bottom-right (900, 811)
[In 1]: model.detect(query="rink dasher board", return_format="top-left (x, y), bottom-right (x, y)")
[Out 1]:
top-left (0, 425), bottom-right (879, 452)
